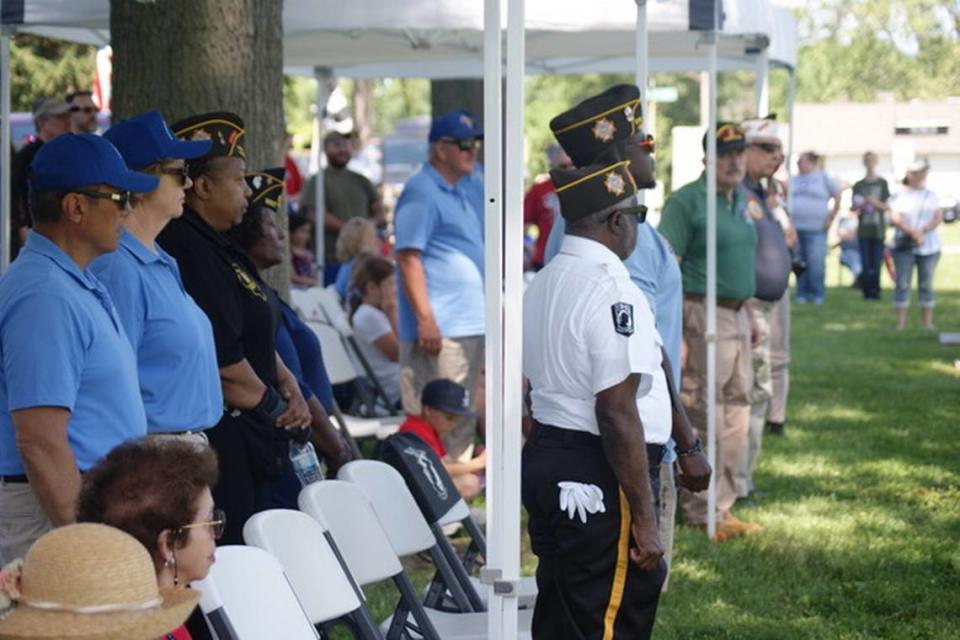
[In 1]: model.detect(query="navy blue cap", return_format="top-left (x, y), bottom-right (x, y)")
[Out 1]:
top-left (104, 110), bottom-right (213, 171)
top-left (246, 167), bottom-right (285, 211)
top-left (422, 379), bottom-right (476, 418)
top-left (428, 111), bottom-right (483, 142)
top-left (29, 134), bottom-right (159, 194)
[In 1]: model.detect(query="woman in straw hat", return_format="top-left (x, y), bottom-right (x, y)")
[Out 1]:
top-left (75, 438), bottom-right (222, 639)
top-left (0, 523), bottom-right (198, 640)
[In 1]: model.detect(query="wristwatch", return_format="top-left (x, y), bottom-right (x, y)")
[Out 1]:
top-left (676, 438), bottom-right (702, 457)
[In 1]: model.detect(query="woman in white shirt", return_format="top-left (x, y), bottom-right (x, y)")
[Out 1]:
top-left (889, 159), bottom-right (943, 330)
top-left (348, 254), bottom-right (402, 408)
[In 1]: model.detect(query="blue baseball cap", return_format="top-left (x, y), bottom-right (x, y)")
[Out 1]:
top-left (421, 379), bottom-right (476, 418)
top-left (428, 110), bottom-right (483, 142)
top-left (105, 110), bottom-right (213, 170)
top-left (29, 134), bottom-right (159, 194)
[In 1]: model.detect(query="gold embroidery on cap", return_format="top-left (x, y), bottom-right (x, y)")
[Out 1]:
top-left (604, 171), bottom-right (626, 196)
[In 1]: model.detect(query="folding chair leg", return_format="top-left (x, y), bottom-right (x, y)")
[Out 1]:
top-left (204, 608), bottom-right (240, 640)
top-left (330, 401), bottom-right (364, 459)
top-left (390, 574), bottom-right (442, 640)
top-left (429, 523), bottom-right (486, 612)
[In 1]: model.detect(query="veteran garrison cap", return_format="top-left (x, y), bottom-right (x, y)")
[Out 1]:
top-left (549, 147), bottom-right (645, 223)
top-left (702, 121), bottom-right (746, 154)
top-left (549, 84), bottom-right (643, 167)
top-left (245, 167), bottom-right (285, 211)
top-left (171, 111), bottom-right (246, 159)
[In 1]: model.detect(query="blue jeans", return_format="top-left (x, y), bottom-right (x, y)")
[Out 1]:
top-left (796, 229), bottom-right (828, 303)
top-left (893, 250), bottom-right (940, 308)
top-left (858, 237), bottom-right (884, 299)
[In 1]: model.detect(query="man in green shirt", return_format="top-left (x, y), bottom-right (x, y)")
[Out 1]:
top-left (850, 151), bottom-right (890, 300)
top-left (658, 122), bottom-right (760, 541)
top-left (301, 132), bottom-right (383, 283)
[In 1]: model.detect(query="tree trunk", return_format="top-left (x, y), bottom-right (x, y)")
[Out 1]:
top-left (430, 79), bottom-right (484, 126)
top-left (110, 0), bottom-right (290, 295)
top-left (352, 79), bottom-right (374, 145)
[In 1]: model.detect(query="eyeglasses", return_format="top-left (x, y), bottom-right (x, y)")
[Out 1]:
top-left (73, 189), bottom-right (131, 209)
top-left (158, 165), bottom-right (190, 186)
top-left (749, 142), bottom-right (782, 154)
top-left (634, 133), bottom-right (655, 151)
top-left (176, 509), bottom-right (226, 540)
top-left (607, 204), bottom-right (648, 224)
top-left (439, 138), bottom-right (480, 152)
top-left (69, 106), bottom-right (100, 114)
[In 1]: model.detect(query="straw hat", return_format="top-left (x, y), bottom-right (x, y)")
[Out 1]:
top-left (0, 523), bottom-right (199, 640)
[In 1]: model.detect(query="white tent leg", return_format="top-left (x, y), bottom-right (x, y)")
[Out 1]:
top-left (755, 49), bottom-right (769, 117)
top-left (311, 66), bottom-right (332, 276)
top-left (634, 0), bottom-right (647, 207)
top-left (785, 67), bottom-right (797, 209)
top-left (1, 30), bottom-right (12, 272)
top-left (481, 0), bottom-right (506, 631)
top-left (705, 31), bottom-right (718, 542)
top-left (487, 0), bottom-right (524, 636)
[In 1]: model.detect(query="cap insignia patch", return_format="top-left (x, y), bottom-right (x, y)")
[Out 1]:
top-left (592, 117), bottom-right (616, 142)
top-left (604, 171), bottom-right (626, 196)
top-left (460, 114), bottom-right (474, 128)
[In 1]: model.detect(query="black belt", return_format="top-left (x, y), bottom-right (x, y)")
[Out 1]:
top-left (532, 422), bottom-right (665, 465)
top-left (0, 474), bottom-right (29, 484)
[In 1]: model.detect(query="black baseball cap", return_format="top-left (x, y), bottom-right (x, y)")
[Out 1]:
top-left (421, 379), bottom-right (476, 418)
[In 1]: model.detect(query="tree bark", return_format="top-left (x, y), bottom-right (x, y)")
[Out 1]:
top-left (352, 79), bottom-right (374, 145)
top-left (430, 79), bottom-right (484, 126)
top-left (110, 0), bottom-right (290, 295)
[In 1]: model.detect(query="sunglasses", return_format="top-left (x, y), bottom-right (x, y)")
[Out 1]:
top-left (439, 138), bottom-right (481, 152)
top-left (74, 189), bottom-right (131, 209)
top-left (158, 164), bottom-right (190, 186)
top-left (69, 106), bottom-right (100, 114)
top-left (176, 508), bottom-right (226, 540)
top-left (608, 204), bottom-right (648, 223)
top-left (749, 142), bottom-right (782, 154)
top-left (634, 133), bottom-right (655, 152)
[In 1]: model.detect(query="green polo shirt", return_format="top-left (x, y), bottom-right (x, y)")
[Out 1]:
top-left (657, 174), bottom-right (757, 301)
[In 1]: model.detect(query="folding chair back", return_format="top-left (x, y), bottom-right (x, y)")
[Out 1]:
top-left (290, 286), bottom-right (328, 323)
top-left (191, 545), bottom-right (319, 639)
top-left (243, 510), bottom-right (365, 626)
top-left (337, 460), bottom-right (435, 556)
top-left (298, 480), bottom-right (403, 586)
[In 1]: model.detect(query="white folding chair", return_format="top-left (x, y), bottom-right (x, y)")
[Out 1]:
top-left (299, 481), bottom-right (533, 640)
top-left (190, 546), bottom-right (319, 640)
top-left (307, 320), bottom-right (402, 441)
top-left (243, 509), bottom-right (383, 639)
top-left (337, 460), bottom-right (484, 613)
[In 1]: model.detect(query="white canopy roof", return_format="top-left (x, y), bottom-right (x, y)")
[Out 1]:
top-left (7, 0), bottom-right (796, 76)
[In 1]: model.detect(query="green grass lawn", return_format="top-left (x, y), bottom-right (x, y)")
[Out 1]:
top-left (346, 224), bottom-right (960, 639)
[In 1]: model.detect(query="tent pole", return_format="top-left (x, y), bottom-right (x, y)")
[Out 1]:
top-left (493, 0), bottom-right (525, 636)
top-left (755, 49), bottom-right (769, 116)
top-left (311, 66), bottom-right (332, 279)
top-left (634, 0), bottom-right (647, 207)
top-left (705, 30), bottom-right (718, 542)
top-left (1, 30), bottom-right (12, 272)
top-left (481, 0), bottom-right (507, 634)
top-left (786, 67), bottom-right (796, 210)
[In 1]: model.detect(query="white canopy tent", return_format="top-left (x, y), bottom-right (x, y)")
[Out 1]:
top-left (2, 1), bottom-right (796, 636)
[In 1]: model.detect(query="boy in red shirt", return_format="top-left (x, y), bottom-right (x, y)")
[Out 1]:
top-left (398, 379), bottom-right (486, 500)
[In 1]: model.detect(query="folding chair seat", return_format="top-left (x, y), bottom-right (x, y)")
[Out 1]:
top-left (243, 509), bottom-right (383, 639)
top-left (298, 481), bottom-right (533, 640)
top-left (190, 545), bottom-right (319, 639)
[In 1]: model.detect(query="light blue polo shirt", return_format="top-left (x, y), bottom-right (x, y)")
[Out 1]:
top-left (0, 231), bottom-right (146, 473)
top-left (394, 163), bottom-right (485, 342)
top-left (545, 219), bottom-right (682, 387)
top-left (90, 229), bottom-right (222, 433)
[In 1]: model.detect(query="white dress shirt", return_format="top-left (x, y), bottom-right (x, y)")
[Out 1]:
top-left (523, 235), bottom-right (670, 444)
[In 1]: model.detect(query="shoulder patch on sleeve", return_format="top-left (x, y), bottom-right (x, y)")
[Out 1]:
top-left (611, 302), bottom-right (635, 336)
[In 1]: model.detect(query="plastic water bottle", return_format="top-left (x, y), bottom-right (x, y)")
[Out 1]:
top-left (289, 440), bottom-right (324, 487)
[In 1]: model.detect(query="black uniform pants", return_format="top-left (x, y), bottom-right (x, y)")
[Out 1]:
top-left (207, 414), bottom-right (272, 545)
top-left (522, 424), bottom-right (667, 640)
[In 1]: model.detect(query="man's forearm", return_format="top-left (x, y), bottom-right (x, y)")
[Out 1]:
top-left (14, 410), bottom-right (81, 526)
top-left (220, 359), bottom-right (268, 409)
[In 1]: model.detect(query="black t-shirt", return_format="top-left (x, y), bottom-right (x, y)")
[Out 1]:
top-left (157, 208), bottom-right (278, 389)
top-left (740, 178), bottom-right (791, 302)
top-left (12, 140), bottom-right (43, 224)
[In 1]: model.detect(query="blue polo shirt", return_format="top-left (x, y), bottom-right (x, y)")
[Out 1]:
top-left (0, 232), bottom-right (146, 473)
top-left (545, 220), bottom-right (682, 386)
top-left (90, 229), bottom-right (222, 433)
top-left (394, 163), bottom-right (485, 342)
